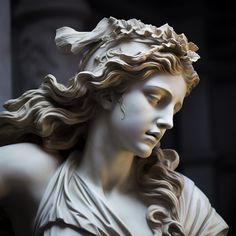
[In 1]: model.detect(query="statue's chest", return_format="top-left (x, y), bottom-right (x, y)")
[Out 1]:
top-left (106, 193), bottom-right (153, 236)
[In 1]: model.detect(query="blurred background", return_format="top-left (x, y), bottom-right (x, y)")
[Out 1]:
top-left (0, 0), bottom-right (235, 235)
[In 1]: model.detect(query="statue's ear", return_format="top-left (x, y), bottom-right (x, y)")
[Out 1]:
top-left (95, 90), bottom-right (116, 110)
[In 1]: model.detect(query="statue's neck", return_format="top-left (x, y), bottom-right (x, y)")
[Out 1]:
top-left (77, 112), bottom-right (136, 195)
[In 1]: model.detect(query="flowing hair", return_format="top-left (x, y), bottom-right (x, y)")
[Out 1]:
top-left (134, 147), bottom-right (185, 235)
top-left (0, 50), bottom-right (198, 150)
top-left (0, 36), bottom-right (199, 235)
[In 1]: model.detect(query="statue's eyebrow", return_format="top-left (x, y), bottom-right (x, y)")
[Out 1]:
top-left (143, 85), bottom-right (172, 97)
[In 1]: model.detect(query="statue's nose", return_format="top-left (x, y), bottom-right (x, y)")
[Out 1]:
top-left (156, 107), bottom-right (174, 130)
top-left (156, 117), bottom-right (173, 130)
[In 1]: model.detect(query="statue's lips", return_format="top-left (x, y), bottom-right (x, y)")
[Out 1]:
top-left (144, 133), bottom-right (160, 145)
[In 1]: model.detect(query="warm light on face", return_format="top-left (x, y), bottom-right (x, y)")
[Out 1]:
top-left (107, 72), bottom-right (187, 158)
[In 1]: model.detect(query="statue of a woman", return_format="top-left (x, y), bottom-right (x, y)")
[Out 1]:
top-left (0, 17), bottom-right (228, 236)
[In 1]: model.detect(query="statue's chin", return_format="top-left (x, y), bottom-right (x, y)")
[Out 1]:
top-left (134, 143), bottom-right (154, 158)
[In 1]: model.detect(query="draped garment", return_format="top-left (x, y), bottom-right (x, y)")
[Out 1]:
top-left (34, 153), bottom-right (229, 236)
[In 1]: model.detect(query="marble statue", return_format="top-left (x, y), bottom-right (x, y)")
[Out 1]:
top-left (0, 17), bottom-right (229, 236)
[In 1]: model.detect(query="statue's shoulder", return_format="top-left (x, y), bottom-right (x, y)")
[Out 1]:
top-left (179, 174), bottom-right (229, 235)
top-left (0, 143), bottom-right (61, 199)
top-left (0, 142), bottom-right (61, 173)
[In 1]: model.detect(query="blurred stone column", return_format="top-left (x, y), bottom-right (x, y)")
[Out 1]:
top-left (11, 0), bottom-right (91, 97)
top-left (0, 0), bottom-right (12, 110)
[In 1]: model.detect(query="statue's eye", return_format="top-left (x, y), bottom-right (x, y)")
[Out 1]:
top-left (147, 94), bottom-right (162, 107)
top-left (174, 103), bottom-right (182, 114)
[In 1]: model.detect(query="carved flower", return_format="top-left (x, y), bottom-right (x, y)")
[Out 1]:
top-left (109, 17), bottom-right (200, 62)
top-left (55, 16), bottom-right (200, 64)
top-left (187, 50), bottom-right (200, 62)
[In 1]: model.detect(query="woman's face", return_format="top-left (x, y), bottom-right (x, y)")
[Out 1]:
top-left (107, 72), bottom-right (187, 158)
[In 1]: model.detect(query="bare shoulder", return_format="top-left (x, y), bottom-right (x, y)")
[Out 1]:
top-left (0, 142), bottom-right (61, 176)
top-left (0, 143), bottom-right (62, 199)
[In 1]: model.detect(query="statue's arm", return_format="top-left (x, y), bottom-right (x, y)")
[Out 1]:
top-left (0, 143), bottom-right (61, 200)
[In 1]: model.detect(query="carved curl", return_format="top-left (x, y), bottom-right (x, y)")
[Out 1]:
top-left (135, 147), bottom-right (185, 235)
top-left (0, 50), bottom-right (199, 150)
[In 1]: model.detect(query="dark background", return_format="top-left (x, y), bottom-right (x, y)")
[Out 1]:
top-left (0, 0), bottom-right (235, 235)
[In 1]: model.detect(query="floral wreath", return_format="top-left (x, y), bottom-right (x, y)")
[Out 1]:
top-left (55, 16), bottom-right (200, 70)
